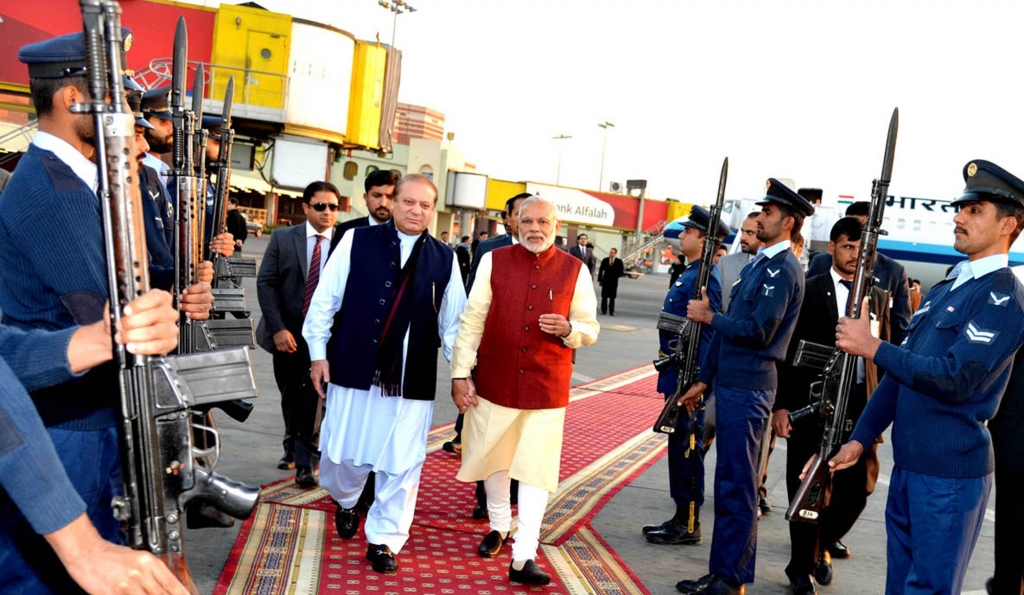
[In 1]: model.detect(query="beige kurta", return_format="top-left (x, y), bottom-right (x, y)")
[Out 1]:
top-left (451, 249), bottom-right (599, 493)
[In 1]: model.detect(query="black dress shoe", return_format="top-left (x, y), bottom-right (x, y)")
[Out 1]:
top-left (789, 574), bottom-right (817, 595)
top-left (646, 519), bottom-right (701, 545)
top-left (478, 530), bottom-right (508, 558)
top-left (758, 496), bottom-right (771, 515)
top-left (366, 544), bottom-right (398, 574)
top-left (642, 518), bottom-right (673, 535)
top-left (509, 559), bottom-right (551, 585)
top-left (827, 539), bottom-right (851, 559)
top-left (676, 573), bottom-right (715, 594)
top-left (442, 440), bottom-right (462, 455)
top-left (686, 577), bottom-right (744, 595)
top-left (472, 504), bottom-right (489, 520)
top-left (814, 551), bottom-right (833, 586)
top-left (334, 506), bottom-right (360, 539)
top-left (295, 466), bottom-right (316, 489)
top-left (277, 456), bottom-right (295, 470)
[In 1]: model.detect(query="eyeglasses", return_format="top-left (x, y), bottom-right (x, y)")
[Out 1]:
top-left (311, 202), bottom-right (340, 212)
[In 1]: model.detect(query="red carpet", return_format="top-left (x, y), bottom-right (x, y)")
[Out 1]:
top-left (216, 365), bottom-right (664, 594)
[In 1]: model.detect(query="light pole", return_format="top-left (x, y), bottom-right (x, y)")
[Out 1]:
top-left (598, 121), bottom-right (614, 192)
top-left (553, 134), bottom-right (571, 186)
top-left (378, 0), bottom-right (416, 50)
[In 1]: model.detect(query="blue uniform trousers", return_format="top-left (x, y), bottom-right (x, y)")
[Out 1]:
top-left (0, 427), bottom-right (121, 595)
top-left (885, 466), bottom-right (991, 595)
top-left (666, 391), bottom-right (705, 508)
top-left (708, 385), bottom-right (774, 586)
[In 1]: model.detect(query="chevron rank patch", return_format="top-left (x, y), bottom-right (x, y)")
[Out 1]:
top-left (763, 283), bottom-right (775, 297)
top-left (766, 268), bottom-right (781, 278)
top-left (989, 291), bottom-right (1012, 307)
top-left (966, 322), bottom-right (997, 344)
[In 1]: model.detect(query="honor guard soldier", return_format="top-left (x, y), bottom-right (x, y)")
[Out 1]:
top-left (832, 160), bottom-right (1024, 595)
top-left (139, 85), bottom-right (173, 191)
top-left (677, 180), bottom-right (814, 595)
top-left (0, 31), bottom-right (211, 594)
top-left (644, 206), bottom-right (728, 546)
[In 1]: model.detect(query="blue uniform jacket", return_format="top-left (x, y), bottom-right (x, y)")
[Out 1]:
top-left (851, 268), bottom-right (1024, 478)
top-left (658, 261), bottom-right (722, 395)
top-left (0, 327), bottom-right (84, 534)
top-left (0, 145), bottom-right (116, 429)
top-left (697, 247), bottom-right (805, 391)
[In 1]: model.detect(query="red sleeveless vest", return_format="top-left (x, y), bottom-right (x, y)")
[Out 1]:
top-left (473, 244), bottom-right (581, 409)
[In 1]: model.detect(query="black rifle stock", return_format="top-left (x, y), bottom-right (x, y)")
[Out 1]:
top-left (653, 157), bottom-right (728, 434)
top-left (77, 5), bottom-right (260, 588)
top-left (786, 108), bottom-right (898, 524)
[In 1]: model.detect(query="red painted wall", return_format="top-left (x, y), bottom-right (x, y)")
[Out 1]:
top-left (0, 0), bottom-right (215, 87)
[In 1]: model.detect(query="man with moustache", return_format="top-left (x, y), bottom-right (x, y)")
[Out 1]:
top-left (338, 169), bottom-right (401, 235)
top-left (445, 191), bottom-right (532, 516)
top-left (676, 180), bottom-right (814, 595)
top-left (717, 212), bottom-right (764, 313)
top-left (451, 196), bottom-right (599, 585)
top-left (257, 181), bottom-right (345, 484)
top-left (303, 174), bottom-right (466, 574)
top-left (774, 217), bottom-right (893, 595)
top-left (831, 160), bottom-right (1024, 595)
top-left (808, 201), bottom-right (911, 348)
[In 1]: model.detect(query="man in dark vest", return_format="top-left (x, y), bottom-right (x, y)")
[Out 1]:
top-left (303, 174), bottom-right (466, 575)
top-left (451, 196), bottom-right (600, 585)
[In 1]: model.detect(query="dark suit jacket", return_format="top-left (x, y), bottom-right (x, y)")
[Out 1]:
top-left (467, 233), bottom-right (513, 291)
top-left (776, 272), bottom-right (892, 414)
top-left (337, 216), bottom-right (370, 237)
top-left (807, 251), bottom-right (910, 345)
top-left (569, 245), bottom-right (596, 274)
top-left (255, 222), bottom-right (344, 353)
top-left (598, 257), bottom-right (624, 298)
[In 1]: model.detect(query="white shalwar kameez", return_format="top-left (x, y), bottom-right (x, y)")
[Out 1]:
top-left (303, 230), bottom-right (465, 553)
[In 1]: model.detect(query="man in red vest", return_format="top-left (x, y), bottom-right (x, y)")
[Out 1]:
top-left (451, 196), bottom-right (600, 585)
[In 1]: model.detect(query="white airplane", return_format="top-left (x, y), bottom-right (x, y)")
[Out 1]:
top-left (664, 193), bottom-right (1021, 291)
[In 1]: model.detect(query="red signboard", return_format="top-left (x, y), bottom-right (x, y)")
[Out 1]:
top-left (0, 0), bottom-right (216, 88)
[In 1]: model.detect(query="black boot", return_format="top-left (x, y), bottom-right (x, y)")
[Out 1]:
top-left (646, 504), bottom-right (701, 545)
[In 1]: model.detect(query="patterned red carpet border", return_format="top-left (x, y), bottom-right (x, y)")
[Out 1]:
top-left (217, 365), bottom-right (663, 594)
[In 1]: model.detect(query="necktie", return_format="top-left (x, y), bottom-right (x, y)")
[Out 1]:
top-left (302, 234), bottom-right (325, 317)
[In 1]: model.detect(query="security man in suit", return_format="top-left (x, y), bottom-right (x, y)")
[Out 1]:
top-left (677, 179), bottom-right (814, 595)
top-left (338, 168), bottom-right (401, 235)
top-left (569, 233), bottom-right (597, 274)
top-left (717, 213), bottom-right (763, 313)
top-left (832, 160), bottom-right (1024, 595)
top-left (807, 201), bottom-right (911, 346)
top-left (773, 217), bottom-right (893, 595)
top-left (257, 181), bottom-right (345, 486)
top-left (644, 206), bottom-right (728, 546)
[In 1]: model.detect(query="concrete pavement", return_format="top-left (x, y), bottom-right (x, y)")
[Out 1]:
top-left (187, 233), bottom-right (997, 595)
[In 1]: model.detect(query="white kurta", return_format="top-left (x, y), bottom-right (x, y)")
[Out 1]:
top-left (303, 230), bottom-right (465, 473)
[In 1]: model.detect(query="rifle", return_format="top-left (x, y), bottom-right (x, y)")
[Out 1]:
top-left (786, 107), bottom-right (898, 524)
top-left (208, 77), bottom-right (258, 288)
top-left (76, 5), bottom-right (260, 588)
top-left (652, 157), bottom-right (728, 434)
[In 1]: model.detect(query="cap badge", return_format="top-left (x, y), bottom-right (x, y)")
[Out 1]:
top-left (967, 162), bottom-right (978, 177)
top-left (123, 33), bottom-right (133, 53)
top-left (765, 180), bottom-right (771, 191)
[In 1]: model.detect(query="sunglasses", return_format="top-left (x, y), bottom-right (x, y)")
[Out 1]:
top-left (310, 202), bottom-right (340, 212)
